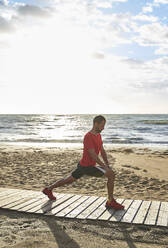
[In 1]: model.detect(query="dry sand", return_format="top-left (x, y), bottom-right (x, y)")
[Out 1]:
top-left (0, 144), bottom-right (168, 248)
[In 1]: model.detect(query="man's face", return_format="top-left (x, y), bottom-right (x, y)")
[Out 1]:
top-left (95, 120), bottom-right (106, 133)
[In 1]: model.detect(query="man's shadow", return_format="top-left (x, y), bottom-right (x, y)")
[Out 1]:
top-left (106, 208), bottom-right (127, 222)
top-left (40, 200), bottom-right (80, 248)
top-left (105, 208), bottom-right (137, 248)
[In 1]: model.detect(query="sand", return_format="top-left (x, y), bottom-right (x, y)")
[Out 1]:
top-left (0, 143), bottom-right (168, 248)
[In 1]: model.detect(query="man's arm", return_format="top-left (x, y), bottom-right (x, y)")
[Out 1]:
top-left (100, 145), bottom-right (109, 166)
top-left (88, 148), bottom-right (107, 168)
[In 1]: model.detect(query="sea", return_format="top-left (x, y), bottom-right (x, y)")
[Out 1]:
top-left (0, 114), bottom-right (168, 149)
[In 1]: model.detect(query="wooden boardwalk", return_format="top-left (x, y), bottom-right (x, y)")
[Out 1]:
top-left (0, 187), bottom-right (167, 227)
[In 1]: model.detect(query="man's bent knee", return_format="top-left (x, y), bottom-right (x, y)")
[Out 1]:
top-left (104, 169), bottom-right (115, 179)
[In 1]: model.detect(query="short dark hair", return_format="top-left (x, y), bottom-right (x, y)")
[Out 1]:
top-left (93, 115), bottom-right (106, 124)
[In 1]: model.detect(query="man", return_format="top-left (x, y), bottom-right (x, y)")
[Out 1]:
top-left (42, 115), bottom-right (124, 210)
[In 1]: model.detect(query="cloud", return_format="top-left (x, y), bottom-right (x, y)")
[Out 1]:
top-left (155, 47), bottom-right (168, 54)
top-left (154, 0), bottom-right (168, 4)
top-left (0, 0), bottom-right (8, 6)
top-left (91, 0), bottom-right (128, 8)
top-left (125, 56), bottom-right (168, 93)
top-left (0, 40), bottom-right (9, 48)
top-left (133, 22), bottom-right (168, 47)
top-left (142, 5), bottom-right (153, 13)
top-left (122, 58), bottom-right (144, 66)
top-left (0, 0), bottom-right (133, 50)
top-left (133, 14), bottom-right (158, 22)
top-left (92, 52), bottom-right (105, 59)
top-left (0, 0), bottom-right (168, 114)
top-left (141, 1), bottom-right (160, 13)
top-left (0, 16), bottom-right (14, 33)
top-left (142, 0), bottom-right (168, 14)
top-left (17, 4), bottom-right (51, 18)
top-left (92, 0), bottom-right (113, 8)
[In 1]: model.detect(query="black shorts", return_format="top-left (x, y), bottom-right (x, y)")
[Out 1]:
top-left (71, 162), bottom-right (106, 179)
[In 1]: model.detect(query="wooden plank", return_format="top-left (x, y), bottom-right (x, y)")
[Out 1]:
top-left (0, 188), bottom-right (16, 194)
top-left (2, 191), bottom-right (41, 209)
top-left (0, 188), bottom-right (31, 195)
top-left (34, 194), bottom-right (74, 214)
top-left (18, 191), bottom-right (63, 212)
top-left (17, 193), bottom-right (65, 212)
top-left (157, 202), bottom-right (168, 227)
top-left (0, 189), bottom-right (21, 199)
top-left (8, 193), bottom-right (50, 211)
top-left (121, 200), bottom-right (142, 223)
top-left (0, 187), bottom-right (11, 193)
top-left (46, 195), bottom-right (82, 216)
top-left (133, 200), bottom-right (151, 224)
top-left (0, 190), bottom-right (36, 208)
top-left (19, 195), bottom-right (51, 212)
top-left (0, 191), bottom-right (21, 200)
top-left (77, 197), bottom-right (106, 219)
top-left (55, 195), bottom-right (89, 217)
top-left (86, 199), bottom-right (107, 220)
top-left (110, 199), bottom-right (133, 222)
top-left (66, 196), bottom-right (98, 218)
top-left (98, 199), bottom-right (124, 221)
top-left (144, 201), bottom-right (161, 225)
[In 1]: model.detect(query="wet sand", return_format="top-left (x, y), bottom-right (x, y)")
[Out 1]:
top-left (0, 144), bottom-right (168, 247)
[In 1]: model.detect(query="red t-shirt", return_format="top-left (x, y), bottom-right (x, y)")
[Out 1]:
top-left (80, 132), bottom-right (103, 167)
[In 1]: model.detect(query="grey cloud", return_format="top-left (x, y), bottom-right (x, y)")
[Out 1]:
top-left (92, 52), bottom-right (105, 59)
top-left (123, 58), bottom-right (144, 64)
top-left (0, 41), bottom-right (10, 48)
top-left (0, 0), bottom-right (8, 6)
top-left (122, 58), bottom-right (144, 68)
top-left (0, 16), bottom-right (14, 33)
top-left (131, 80), bottom-right (168, 92)
top-left (134, 23), bottom-right (168, 48)
top-left (0, 3), bottom-right (53, 35)
top-left (17, 5), bottom-right (51, 18)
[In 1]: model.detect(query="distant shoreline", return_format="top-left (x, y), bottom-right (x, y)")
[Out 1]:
top-left (0, 142), bottom-right (168, 151)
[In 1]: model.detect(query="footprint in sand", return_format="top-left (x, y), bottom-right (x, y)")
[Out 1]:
top-left (122, 165), bottom-right (132, 168)
top-left (147, 186), bottom-right (158, 190)
top-left (161, 184), bottom-right (168, 190)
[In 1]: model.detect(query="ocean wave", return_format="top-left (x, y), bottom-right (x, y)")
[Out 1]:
top-left (0, 138), bottom-right (168, 145)
top-left (108, 137), bottom-right (145, 144)
top-left (139, 120), bottom-right (168, 125)
top-left (7, 139), bottom-right (82, 143)
top-left (134, 127), bottom-right (152, 131)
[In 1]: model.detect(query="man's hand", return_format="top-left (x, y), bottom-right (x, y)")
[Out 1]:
top-left (103, 164), bottom-right (111, 171)
top-left (105, 164), bottom-right (114, 169)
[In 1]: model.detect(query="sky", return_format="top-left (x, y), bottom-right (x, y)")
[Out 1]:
top-left (0, 0), bottom-right (168, 114)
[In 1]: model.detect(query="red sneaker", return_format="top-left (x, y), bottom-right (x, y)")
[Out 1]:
top-left (42, 188), bottom-right (56, 201)
top-left (105, 198), bottom-right (124, 210)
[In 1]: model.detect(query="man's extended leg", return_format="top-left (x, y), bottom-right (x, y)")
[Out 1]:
top-left (48, 175), bottom-right (76, 190)
top-left (43, 175), bottom-right (76, 200)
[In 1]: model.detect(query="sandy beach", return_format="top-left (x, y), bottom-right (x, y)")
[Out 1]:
top-left (0, 144), bottom-right (168, 247)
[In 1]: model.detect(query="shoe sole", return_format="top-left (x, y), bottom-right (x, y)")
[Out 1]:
top-left (105, 205), bottom-right (124, 210)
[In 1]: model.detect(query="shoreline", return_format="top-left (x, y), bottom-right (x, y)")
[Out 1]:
top-left (1, 141), bottom-right (168, 151)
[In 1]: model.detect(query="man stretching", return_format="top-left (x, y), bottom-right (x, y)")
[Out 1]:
top-left (42, 115), bottom-right (124, 210)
